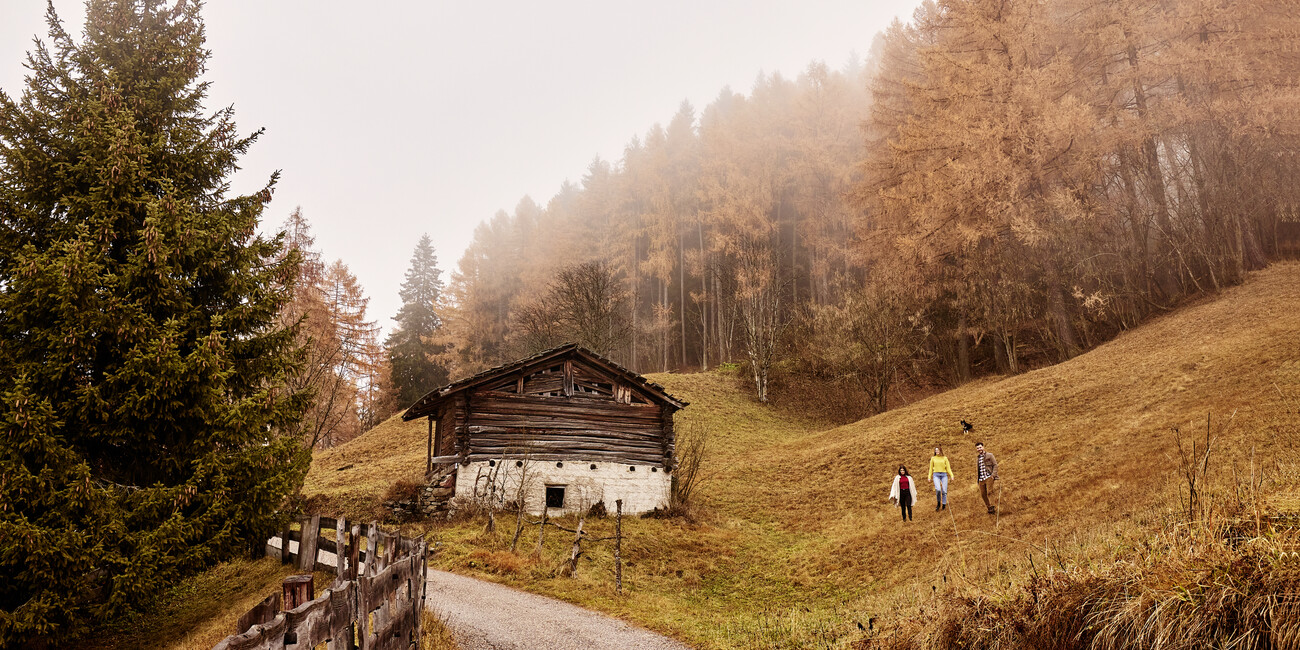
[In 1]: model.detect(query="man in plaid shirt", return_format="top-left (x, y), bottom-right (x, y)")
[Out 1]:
top-left (975, 442), bottom-right (999, 514)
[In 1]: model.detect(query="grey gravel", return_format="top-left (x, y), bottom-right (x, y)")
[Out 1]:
top-left (425, 569), bottom-right (692, 650)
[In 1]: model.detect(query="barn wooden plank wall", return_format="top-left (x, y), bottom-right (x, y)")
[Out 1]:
top-left (410, 346), bottom-right (687, 479)
top-left (212, 516), bottom-right (428, 650)
top-left (461, 389), bottom-right (673, 466)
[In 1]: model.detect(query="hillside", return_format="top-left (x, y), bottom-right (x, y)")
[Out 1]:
top-left (303, 262), bottom-right (1299, 648)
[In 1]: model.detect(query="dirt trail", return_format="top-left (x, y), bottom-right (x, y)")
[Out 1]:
top-left (425, 569), bottom-right (691, 650)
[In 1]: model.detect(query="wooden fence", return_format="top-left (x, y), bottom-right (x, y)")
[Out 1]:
top-left (213, 516), bottom-right (428, 650)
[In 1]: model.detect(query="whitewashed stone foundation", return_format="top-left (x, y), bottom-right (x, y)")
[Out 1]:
top-left (454, 459), bottom-right (670, 515)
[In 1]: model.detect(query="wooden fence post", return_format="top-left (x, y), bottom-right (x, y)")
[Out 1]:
top-left (327, 582), bottom-right (353, 650)
top-left (283, 574), bottom-right (314, 610)
top-left (358, 522), bottom-right (378, 650)
top-left (348, 523), bottom-right (362, 582)
top-left (390, 531), bottom-right (400, 568)
top-left (297, 514), bottom-right (321, 572)
top-left (615, 499), bottom-right (623, 596)
top-left (365, 523), bottom-right (379, 576)
top-left (334, 516), bottom-right (348, 584)
top-left (415, 540), bottom-right (427, 646)
top-left (281, 519), bottom-right (293, 564)
top-left (566, 516), bottom-right (585, 577)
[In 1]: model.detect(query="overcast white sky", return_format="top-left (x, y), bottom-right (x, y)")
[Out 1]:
top-left (1, 1), bottom-right (920, 333)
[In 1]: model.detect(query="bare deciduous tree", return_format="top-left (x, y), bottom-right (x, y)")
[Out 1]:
top-left (736, 243), bottom-right (788, 403)
top-left (512, 261), bottom-right (632, 358)
top-left (809, 282), bottom-right (931, 413)
top-left (670, 422), bottom-right (711, 515)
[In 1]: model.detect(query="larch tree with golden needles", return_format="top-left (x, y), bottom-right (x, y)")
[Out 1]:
top-left (279, 211), bottom-right (381, 448)
top-left (871, 0), bottom-right (1099, 371)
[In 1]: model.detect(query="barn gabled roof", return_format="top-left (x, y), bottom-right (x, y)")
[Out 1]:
top-left (401, 343), bottom-right (688, 420)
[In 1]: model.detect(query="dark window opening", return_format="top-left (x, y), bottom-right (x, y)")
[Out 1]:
top-left (545, 485), bottom-right (566, 509)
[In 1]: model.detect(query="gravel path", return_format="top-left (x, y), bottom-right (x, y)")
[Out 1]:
top-left (424, 570), bottom-right (692, 650)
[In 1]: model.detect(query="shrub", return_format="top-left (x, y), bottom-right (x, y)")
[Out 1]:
top-left (384, 480), bottom-right (425, 504)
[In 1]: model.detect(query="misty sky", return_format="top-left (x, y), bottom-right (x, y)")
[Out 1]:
top-left (1, 1), bottom-right (921, 333)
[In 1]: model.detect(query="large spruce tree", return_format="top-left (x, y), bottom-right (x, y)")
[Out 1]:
top-left (0, 2), bottom-right (309, 644)
top-left (387, 234), bottom-right (449, 406)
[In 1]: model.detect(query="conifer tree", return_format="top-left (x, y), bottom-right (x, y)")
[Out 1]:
top-left (0, 2), bottom-right (308, 644)
top-left (387, 234), bottom-right (449, 406)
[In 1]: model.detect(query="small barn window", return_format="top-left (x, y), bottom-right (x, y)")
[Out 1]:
top-left (556, 461), bottom-right (563, 468)
top-left (515, 460), bottom-right (523, 467)
top-left (628, 465), bottom-right (636, 472)
top-left (589, 464), bottom-right (597, 470)
top-left (545, 485), bottom-right (566, 509)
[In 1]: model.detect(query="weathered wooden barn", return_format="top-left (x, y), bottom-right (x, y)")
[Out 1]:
top-left (401, 343), bottom-right (687, 515)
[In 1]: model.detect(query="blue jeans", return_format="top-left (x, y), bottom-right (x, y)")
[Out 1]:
top-left (932, 472), bottom-right (949, 503)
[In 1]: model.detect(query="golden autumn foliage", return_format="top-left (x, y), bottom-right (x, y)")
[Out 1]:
top-left (433, 0), bottom-right (1296, 408)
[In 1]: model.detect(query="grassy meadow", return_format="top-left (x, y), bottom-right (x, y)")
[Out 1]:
top-left (303, 263), bottom-right (1300, 649)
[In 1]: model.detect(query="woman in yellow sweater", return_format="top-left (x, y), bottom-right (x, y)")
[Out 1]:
top-left (929, 446), bottom-right (953, 511)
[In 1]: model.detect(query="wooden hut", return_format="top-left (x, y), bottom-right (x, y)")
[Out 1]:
top-left (401, 343), bottom-right (687, 514)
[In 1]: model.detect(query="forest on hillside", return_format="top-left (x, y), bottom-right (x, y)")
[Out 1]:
top-left (422, 0), bottom-right (1297, 413)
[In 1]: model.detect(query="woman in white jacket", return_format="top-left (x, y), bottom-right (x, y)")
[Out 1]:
top-left (889, 465), bottom-right (918, 521)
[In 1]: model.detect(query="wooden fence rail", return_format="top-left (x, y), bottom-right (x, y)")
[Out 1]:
top-left (213, 516), bottom-right (428, 650)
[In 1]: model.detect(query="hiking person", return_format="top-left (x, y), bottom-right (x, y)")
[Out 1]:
top-left (975, 442), bottom-right (999, 514)
top-left (929, 446), bottom-right (953, 511)
top-left (889, 465), bottom-right (918, 521)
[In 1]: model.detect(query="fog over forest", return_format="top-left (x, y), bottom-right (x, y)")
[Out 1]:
top-left (0, 0), bottom-right (916, 335)
top-left (0, 2), bottom-right (1296, 648)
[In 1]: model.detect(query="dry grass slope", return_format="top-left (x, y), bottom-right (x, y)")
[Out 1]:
top-left (304, 262), bottom-right (1300, 649)
top-left (304, 413), bottom-right (430, 516)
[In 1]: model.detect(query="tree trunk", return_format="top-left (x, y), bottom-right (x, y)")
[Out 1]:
top-left (956, 312), bottom-right (971, 384)
top-left (630, 245), bottom-right (638, 369)
top-left (1049, 284), bottom-right (1081, 360)
top-left (679, 229), bottom-right (687, 369)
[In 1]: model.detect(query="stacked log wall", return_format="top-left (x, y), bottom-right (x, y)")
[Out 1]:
top-left (462, 390), bottom-right (670, 467)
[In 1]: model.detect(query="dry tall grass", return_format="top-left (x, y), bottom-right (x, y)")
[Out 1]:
top-left (305, 263), bottom-right (1300, 648)
top-left (81, 560), bottom-right (334, 650)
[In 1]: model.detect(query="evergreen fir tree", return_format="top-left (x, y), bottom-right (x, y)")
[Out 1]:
top-left (0, 2), bottom-right (309, 644)
top-left (387, 234), bottom-right (449, 405)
